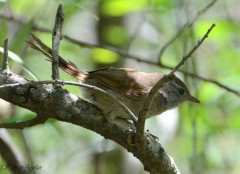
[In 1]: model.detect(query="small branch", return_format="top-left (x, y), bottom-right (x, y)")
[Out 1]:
top-left (157, 0), bottom-right (218, 62)
top-left (51, 4), bottom-right (64, 82)
top-left (136, 75), bottom-right (171, 141)
top-left (0, 80), bottom-right (137, 123)
top-left (169, 24), bottom-right (216, 76)
top-left (0, 116), bottom-right (47, 129)
top-left (136, 24), bottom-right (216, 141)
top-left (1, 39), bottom-right (9, 71)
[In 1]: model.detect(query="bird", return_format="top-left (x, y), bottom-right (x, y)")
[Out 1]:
top-left (28, 34), bottom-right (200, 128)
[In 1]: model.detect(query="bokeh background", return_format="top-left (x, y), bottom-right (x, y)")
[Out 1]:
top-left (0, 0), bottom-right (240, 174)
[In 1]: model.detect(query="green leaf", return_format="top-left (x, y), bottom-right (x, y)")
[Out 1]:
top-left (92, 48), bottom-right (119, 64)
top-left (0, 47), bottom-right (39, 80)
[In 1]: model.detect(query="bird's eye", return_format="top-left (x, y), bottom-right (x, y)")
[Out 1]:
top-left (178, 88), bottom-right (185, 95)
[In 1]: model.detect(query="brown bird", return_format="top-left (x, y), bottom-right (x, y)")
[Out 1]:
top-left (28, 34), bottom-right (200, 127)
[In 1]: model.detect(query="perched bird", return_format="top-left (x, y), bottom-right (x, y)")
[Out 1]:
top-left (28, 34), bottom-right (200, 127)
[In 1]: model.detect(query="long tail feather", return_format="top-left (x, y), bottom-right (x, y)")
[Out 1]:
top-left (28, 34), bottom-right (86, 80)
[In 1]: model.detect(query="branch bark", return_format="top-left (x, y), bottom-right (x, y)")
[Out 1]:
top-left (0, 80), bottom-right (137, 123)
top-left (0, 71), bottom-right (180, 174)
top-left (51, 4), bottom-right (64, 82)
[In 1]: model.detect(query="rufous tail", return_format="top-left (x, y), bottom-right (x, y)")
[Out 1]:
top-left (27, 34), bottom-right (86, 80)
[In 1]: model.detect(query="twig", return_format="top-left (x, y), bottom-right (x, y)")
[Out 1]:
top-left (136, 75), bottom-right (171, 141)
top-left (169, 24), bottom-right (216, 76)
top-left (0, 116), bottom-right (47, 129)
top-left (0, 80), bottom-right (138, 123)
top-left (157, 0), bottom-right (218, 62)
top-left (51, 4), bottom-right (64, 82)
top-left (136, 24), bottom-right (216, 141)
top-left (1, 39), bottom-right (9, 71)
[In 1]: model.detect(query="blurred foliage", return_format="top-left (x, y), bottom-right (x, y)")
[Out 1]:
top-left (0, 0), bottom-right (240, 174)
top-left (101, 0), bottom-right (146, 16)
top-left (92, 48), bottom-right (120, 64)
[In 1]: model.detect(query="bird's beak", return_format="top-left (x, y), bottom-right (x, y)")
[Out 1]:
top-left (186, 95), bottom-right (200, 103)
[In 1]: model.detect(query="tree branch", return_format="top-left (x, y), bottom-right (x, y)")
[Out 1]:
top-left (0, 80), bottom-right (137, 123)
top-left (0, 71), bottom-right (180, 174)
top-left (136, 76), bottom-right (171, 141)
top-left (51, 4), bottom-right (64, 82)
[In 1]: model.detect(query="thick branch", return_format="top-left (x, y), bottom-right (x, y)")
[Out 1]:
top-left (0, 80), bottom-right (137, 123)
top-left (0, 71), bottom-right (180, 174)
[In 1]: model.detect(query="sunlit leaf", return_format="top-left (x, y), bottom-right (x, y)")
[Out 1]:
top-left (101, 0), bottom-right (146, 16)
top-left (92, 48), bottom-right (119, 64)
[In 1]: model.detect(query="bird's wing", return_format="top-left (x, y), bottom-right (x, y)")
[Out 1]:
top-left (87, 68), bottom-right (164, 98)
